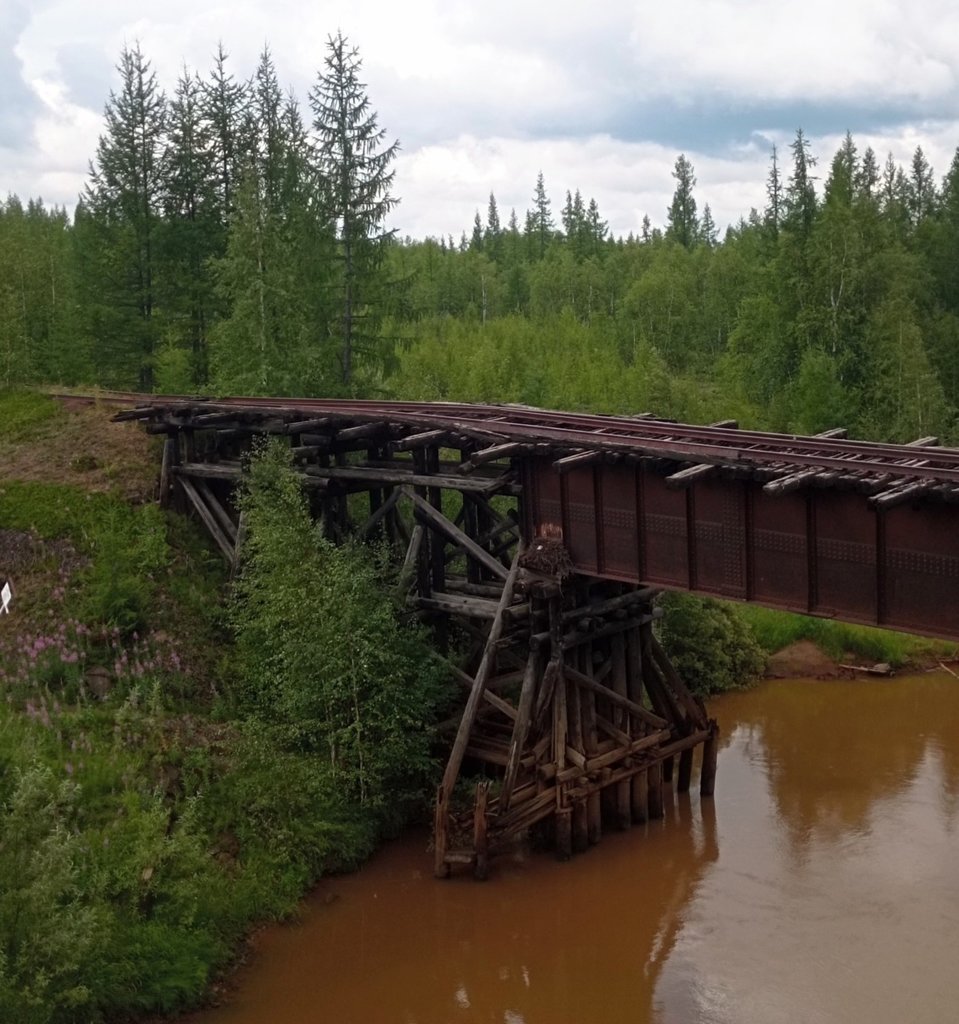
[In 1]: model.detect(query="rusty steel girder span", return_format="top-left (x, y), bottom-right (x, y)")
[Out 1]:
top-left (525, 458), bottom-right (959, 641)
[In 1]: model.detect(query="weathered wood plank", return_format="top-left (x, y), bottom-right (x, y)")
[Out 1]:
top-left (178, 475), bottom-right (235, 562)
top-left (305, 464), bottom-right (520, 495)
top-left (459, 442), bottom-right (527, 474)
top-left (499, 651), bottom-right (539, 811)
top-left (406, 489), bottom-right (510, 581)
top-left (435, 546), bottom-right (524, 877)
top-left (564, 664), bottom-right (668, 729)
top-left (196, 479), bottom-right (237, 542)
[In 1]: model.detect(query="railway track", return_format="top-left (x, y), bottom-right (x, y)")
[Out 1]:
top-left (59, 389), bottom-right (959, 490)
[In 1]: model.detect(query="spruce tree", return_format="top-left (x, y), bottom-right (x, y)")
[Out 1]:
top-left (203, 43), bottom-right (250, 223)
top-left (310, 31), bottom-right (399, 390)
top-left (784, 129), bottom-right (817, 238)
top-left (83, 42), bottom-right (167, 389)
top-left (527, 172), bottom-right (553, 259)
top-left (764, 145), bottom-right (783, 238)
top-left (856, 146), bottom-right (880, 202)
top-left (161, 66), bottom-right (218, 385)
top-left (908, 146), bottom-right (937, 227)
top-left (484, 192), bottom-right (503, 261)
top-left (470, 211), bottom-right (484, 251)
top-left (666, 154), bottom-right (699, 248)
top-left (700, 203), bottom-right (717, 247)
top-left (586, 197), bottom-right (607, 255)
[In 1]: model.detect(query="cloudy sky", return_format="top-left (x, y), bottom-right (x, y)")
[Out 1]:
top-left (4, 0), bottom-right (959, 239)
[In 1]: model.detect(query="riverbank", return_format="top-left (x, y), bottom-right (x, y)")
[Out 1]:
top-left (0, 393), bottom-right (409, 1022)
top-left (1, 390), bottom-right (950, 1023)
top-left (177, 671), bottom-right (959, 1024)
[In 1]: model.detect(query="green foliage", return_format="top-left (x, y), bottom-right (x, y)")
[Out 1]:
top-left (0, 415), bottom-right (426, 1023)
top-left (0, 480), bottom-right (169, 630)
top-left (0, 391), bottom-right (61, 439)
top-left (0, 481), bottom-right (116, 541)
top-left (738, 606), bottom-right (941, 667)
top-left (0, 766), bottom-right (103, 1024)
top-left (311, 31), bottom-right (400, 390)
top-left (78, 503), bottom-right (169, 630)
top-left (230, 440), bottom-right (445, 817)
top-left (3, 37), bottom-right (959, 451)
top-left (658, 593), bottom-right (767, 696)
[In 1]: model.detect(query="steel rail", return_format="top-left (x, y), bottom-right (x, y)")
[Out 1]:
top-left (58, 390), bottom-right (959, 483)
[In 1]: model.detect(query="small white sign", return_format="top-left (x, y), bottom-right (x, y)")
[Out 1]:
top-left (0, 581), bottom-right (11, 615)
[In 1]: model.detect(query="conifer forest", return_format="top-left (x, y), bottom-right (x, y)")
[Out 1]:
top-left (3, 36), bottom-right (959, 445)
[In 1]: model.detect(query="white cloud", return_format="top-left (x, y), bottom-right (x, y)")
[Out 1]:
top-left (628, 0), bottom-right (959, 106)
top-left (3, 0), bottom-right (959, 237)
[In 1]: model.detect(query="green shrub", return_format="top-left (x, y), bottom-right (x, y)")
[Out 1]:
top-left (230, 441), bottom-right (446, 819)
top-left (76, 502), bottom-right (169, 631)
top-left (0, 766), bottom-right (105, 1024)
top-left (659, 592), bottom-right (767, 695)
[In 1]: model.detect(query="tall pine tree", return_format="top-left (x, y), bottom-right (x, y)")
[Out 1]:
top-left (310, 31), bottom-right (399, 390)
top-left (82, 42), bottom-right (167, 389)
top-left (666, 154), bottom-right (699, 248)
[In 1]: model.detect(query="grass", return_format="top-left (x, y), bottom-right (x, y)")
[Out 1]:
top-left (738, 604), bottom-right (952, 667)
top-left (0, 390), bottom-right (158, 500)
top-left (0, 394), bottom-right (433, 1024)
top-left (0, 390), bottom-right (62, 440)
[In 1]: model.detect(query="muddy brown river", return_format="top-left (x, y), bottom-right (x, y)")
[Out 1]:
top-left (188, 673), bottom-right (959, 1024)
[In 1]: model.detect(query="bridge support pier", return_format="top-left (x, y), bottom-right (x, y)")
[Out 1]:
top-left (134, 403), bottom-right (717, 880)
top-left (430, 566), bottom-right (715, 877)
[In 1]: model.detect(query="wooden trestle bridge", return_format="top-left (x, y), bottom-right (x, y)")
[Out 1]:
top-left (105, 394), bottom-right (959, 878)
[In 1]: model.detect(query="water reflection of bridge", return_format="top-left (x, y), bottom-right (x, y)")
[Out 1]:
top-left (106, 395), bottom-right (959, 877)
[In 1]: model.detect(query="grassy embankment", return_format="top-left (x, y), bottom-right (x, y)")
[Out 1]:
top-left (0, 392), bottom-right (440, 1023)
top-left (739, 605), bottom-right (950, 667)
top-left (0, 391), bottom-right (943, 1022)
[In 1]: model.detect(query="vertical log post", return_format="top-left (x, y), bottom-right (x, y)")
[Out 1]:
top-left (427, 445), bottom-right (446, 593)
top-left (412, 450), bottom-right (432, 600)
top-left (626, 621), bottom-right (648, 823)
top-left (433, 546), bottom-right (524, 878)
top-left (460, 450), bottom-right (481, 585)
top-left (159, 436), bottom-right (175, 507)
top-left (580, 640), bottom-right (602, 846)
top-left (473, 781), bottom-right (490, 881)
top-left (555, 808), bottom-right (573, 861)
top-left (548, 592), bottom-right (570, 860)
top-left (700, 720), bottom-right (719, 797)
top-left (677, 746), bottom-right (694, 793)
top-left (647, 759), bottom-right (664, 820)
top-left (500, 650), bottom-right (539, 811)
top-left (611, 632), bottom-right (631, 829)
top-left (632, 766), bottom-right (649, 824)
top-left (366, 446), bottom-right (383, 540)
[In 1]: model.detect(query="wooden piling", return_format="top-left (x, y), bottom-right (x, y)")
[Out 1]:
top-left (473, 781), bottom-right (490, 881)
top-left (700, 721), bottom-right (719, 797)
top-left (572, 801), bottom-right (589, 854)
top-left (647, 760), bottom-right (664, 819)
top-left (433, 546), bottom-right (524, 878)
top-left (615, 768), bottom-right (632, 830)
top-left (610, 632), bottom-right (631, 828)
top-left (677, 746), bottom-right (694, 793)
top-left (581, 646), bottom-right (602, 846)
top-left (632, 766), bottom-right (649, 823)
top-left (555, 807), bottom-right (573, 861)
